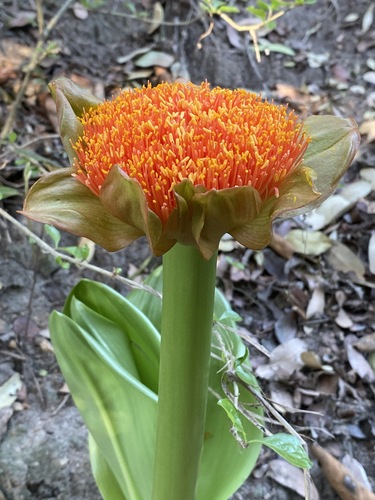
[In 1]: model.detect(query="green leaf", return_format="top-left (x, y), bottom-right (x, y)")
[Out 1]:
top-left (246, 6), bottom-right (268, 20)
top-left (218, 310), bottom-right (242, 323)
top-left (127, 265), bottom-right (163, 332)
top-left (217, 5), bottom-right (240, 13)
top-left (63, 280), bottom-right (160, 392)
top-left (258, 40), bottom-right (296, 56)
top-left (251, 433), bottom-right (313, 468)
top-left (45, 224), bottom-right (61, 247)
top-left (55, 256), bottom-right (70, 269)
top-left (7, 131), bottom-right (17, 143)
top-left (58, 244), bottom-right (90, 260)
top-left (0, 186), bottom-right (19, 200)
top-left (50, 291), bottom-right (160, 499)
top-left (218, 398), bottom-right (247, 443)
top-left (235, 364), bottom-right (260, 389)
top-left (89, 435), bottom-right (126, 500)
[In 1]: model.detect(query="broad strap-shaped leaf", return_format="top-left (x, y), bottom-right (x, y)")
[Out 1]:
top-left (89, 435), bottom-right (126, 500)
top-left (50, 291), bottom-right (160, 499)
top-left (63, 280), bottom-right (160, 392)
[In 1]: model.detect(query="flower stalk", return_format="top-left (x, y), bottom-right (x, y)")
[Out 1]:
top-left (152, 243), bottom-right (218, 500)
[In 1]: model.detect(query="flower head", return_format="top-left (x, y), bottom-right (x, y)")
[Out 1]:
top-left (22, 78), bottom-right (360, 259)
top-left (73, 82), bottom-right (308, 223)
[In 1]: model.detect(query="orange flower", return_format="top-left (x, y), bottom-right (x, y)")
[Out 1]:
top-left (73, 82), bottom-right (308, 223)
top-left (22, 78), bottom-right (360, 259)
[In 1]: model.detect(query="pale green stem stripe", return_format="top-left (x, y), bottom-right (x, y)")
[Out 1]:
top-left (152, 243), bottom-right (218, 500)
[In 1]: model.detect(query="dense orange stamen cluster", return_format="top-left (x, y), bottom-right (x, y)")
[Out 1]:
top-left (73, 82), bottom-right (309, 222)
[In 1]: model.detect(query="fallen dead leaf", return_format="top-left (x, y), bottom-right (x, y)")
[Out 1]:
top-left (311, 444), bottom-right (375, 500)
top-left (363, 71), bottom-right (375, 85)
top-left (345, 339), bottom-right (375, 383)
top-left (285, 230), bottom-right (332, 256)
top-left (0, 39), bottom-right (33, 82)
top-left (335, 308), bottom-right (354, 329)
top-left (306, 285), bottom-right (325, 319)
top-left (353, 333), bottom-right (375, 352)
top-left (274, 311), bottom-right (297, 344)
top-left (326, 242), bottom-right (365, 281)
top-left (269, 385), bottom-right (295, 414)
top-left (135, 50), bottom-right (174, 68)
top-left (301, 351), bottom-right (323, 370)
top-left (342, 454), bottom-right (373, 491)
top-left (72, 2), bottom-right (88, 20)
top-left (267, 459), bottom-right (319, 499)
top-left (58, 383), bottom-right (70, 394)
top-left (360, 168), bottom-right (375, 189)
top-left (269, 232), bottom-right (294, 259)
top-left (305, 180), bottom-right (372, 230)
top-left (256, 338), bottom-right (307, 381)
top-left (359, 120), bottom-right (375, 143)
top-left (7, 10), bottom-right (36, 28)
top-left (0, 373), bottom-right (22, 410)
top-left (362, 2), bottom-right (374, 34)
top-left (148, 1), bottom-right (164, 34)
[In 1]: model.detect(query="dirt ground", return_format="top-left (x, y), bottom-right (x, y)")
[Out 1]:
top-left (0, 0), bottom-right (375, 499)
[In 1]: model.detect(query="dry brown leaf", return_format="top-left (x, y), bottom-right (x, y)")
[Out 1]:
top-left (301, 351), bottom-right (323, 370)
top-left (305, 180), bottom-right (372, 230)
top-left (274, 311), bottom-right (297, 344)
top-left (326, 242), bottom-right (365, 280)
top-left (269, 232), bottom-right (294, 259)
top-left (316, 374), bottom-right (339, 395)
top-left (275, 83), bottom-right (311, 108)
top-left (148, 2), bottom-right (164, 34)
top-left (346, 343), bottom-right (375, 382)
top-left (267, 459), bottom-right (320, 499)
top-left (359, 119), bottom-right (375, 143)
top-left (311, 444), bottom-right (375, 500)
top-left (335, 308), bottom-right (354, 329)
top-left (72, 2), bottom-right (88, 20)
top-left (269, 386), bottom-right (295, 414)
top-left (0, 39), bottom-right (33, 82)
top-left (285, 230), bottom-right (332, 256)
top-left (360, 168), bottom-right (375, 190)
top-left (353, 333), bottom-right (375, 352)
top-left (342, 455), bottom-right (373, 491)
top-left (256, 338), bottom-right (306, 380)
top-left (306, 285), bottom-right (325, 319)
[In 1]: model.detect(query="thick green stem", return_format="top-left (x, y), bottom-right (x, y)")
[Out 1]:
top-left (152, 243), bottom-right (217, 500)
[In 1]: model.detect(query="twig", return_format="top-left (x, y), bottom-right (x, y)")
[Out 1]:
top-left (0, 134), bottom-right (60, 161)
top-left (0, 0), bottom-right (75, 140)
top-left (218, 10), bottom-right (284, 62)
top-left (0, 207), bottom-right (161, 298)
